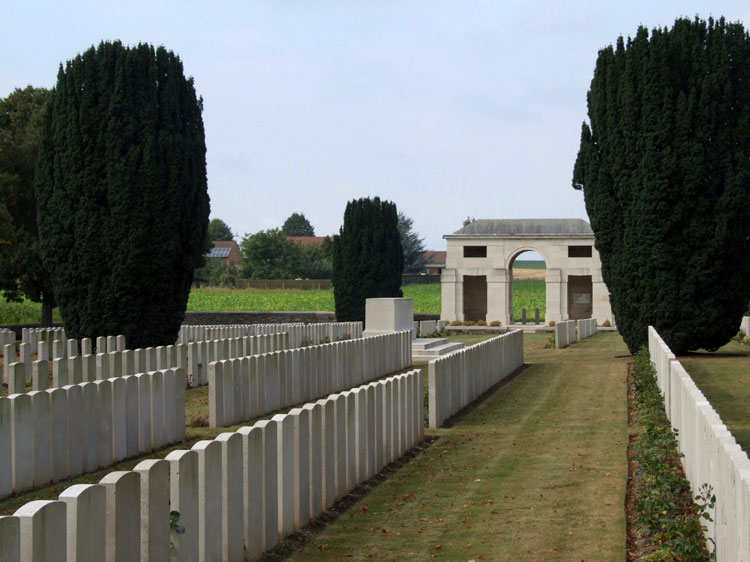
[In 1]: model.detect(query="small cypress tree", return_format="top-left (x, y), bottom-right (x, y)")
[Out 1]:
top-left (573, 17), bottom-right (750, 353)
top-left (35, 41), bottom-right (209, 348)
top-left (332, 197), bottom-right (404, 322)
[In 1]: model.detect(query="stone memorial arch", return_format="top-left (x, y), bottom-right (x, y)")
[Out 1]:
top-left (440, 219), bottom-right (614, 326)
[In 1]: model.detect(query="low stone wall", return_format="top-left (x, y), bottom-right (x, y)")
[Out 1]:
top-left (0, 369), bottom-right (186, 501)
top-left (428, 330), bottom-right (524, 428)
top-left (1, 369), bottom-right (424, 561)
top-left (555, 320), bottom-right (577, 348)
top-left (577, 318), bottom-right (597, 340)
top-left (209, 331), bottom-right (412, 427)
top-left (649, 326), bottom-right (750, 560)
top-left (182, 310), bottom-right (335, 325)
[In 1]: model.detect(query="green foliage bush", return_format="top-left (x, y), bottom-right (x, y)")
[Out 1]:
top-left (35, 41), bottom-right (209, 348)
top-left (573, 17), bottom-right (750, 353)
top-left (631, 350), bottom-right (714, 560)
top-left (332, 197), bottom-right (403, 322)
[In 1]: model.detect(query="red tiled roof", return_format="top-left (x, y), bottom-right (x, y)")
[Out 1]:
top-left (286, 236), bottom-right (327, 247)
top-left (423, 250), bottom-right (446, 266)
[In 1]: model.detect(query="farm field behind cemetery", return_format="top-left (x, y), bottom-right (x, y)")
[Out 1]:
top-left (0, 277), bottom-right (548, 325)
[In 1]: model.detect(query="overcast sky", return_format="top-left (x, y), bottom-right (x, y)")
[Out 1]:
top-left (4, 1), bottom-right (748, 251)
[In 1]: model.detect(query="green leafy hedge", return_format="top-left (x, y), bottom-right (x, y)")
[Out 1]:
top-left (631, 350), bottom-right (714, 561)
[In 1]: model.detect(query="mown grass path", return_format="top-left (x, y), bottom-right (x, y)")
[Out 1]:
top-left (292, 332), bottom-right (630, 561)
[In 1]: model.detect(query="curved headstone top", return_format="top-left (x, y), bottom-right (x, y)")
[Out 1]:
top-left (448, 218), bottom-right (593, 237)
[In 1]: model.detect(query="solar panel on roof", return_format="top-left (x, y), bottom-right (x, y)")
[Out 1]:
top-left (206, 247), bottom-right (231, 258)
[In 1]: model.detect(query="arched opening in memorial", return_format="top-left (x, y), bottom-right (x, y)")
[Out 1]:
top-left (462, 275), bottom-right (487, 322)
top-left (508, 250), bottom-right (547, 324)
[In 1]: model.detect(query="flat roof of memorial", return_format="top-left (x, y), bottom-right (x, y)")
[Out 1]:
top-left (446, 219), bottom-right (593, 237)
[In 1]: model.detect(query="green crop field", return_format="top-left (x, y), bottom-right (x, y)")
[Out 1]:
top-left (0, 280), bottom-right (547, 324)
top-left (513, 278), bottom-right (546, 321)
top-left (513, 259), bottom-right (546, 269)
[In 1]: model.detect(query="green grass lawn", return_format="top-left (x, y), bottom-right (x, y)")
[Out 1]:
top-left (292, 332), bottom-right (630, 561)
top-left (679, 339), bottom-right (750, 454)
top-left (1, 281), bottom-right (548, 324)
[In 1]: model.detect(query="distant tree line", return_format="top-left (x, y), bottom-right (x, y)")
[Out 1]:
top-left (198, 208), bottom-right (427, 286)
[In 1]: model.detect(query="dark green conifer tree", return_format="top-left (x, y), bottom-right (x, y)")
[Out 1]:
top-left (332, 197), bottom-right (404, 322)
top-left (35, 41), bottom-right (209, 348)
top-left (573, 17), bottom-right (750, 353)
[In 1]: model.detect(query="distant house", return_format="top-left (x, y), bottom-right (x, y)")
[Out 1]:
top-left (286, 236), bottom-right (327, 247)
top-left (206, 240), bottom-right (240, 266)
top-left (422, 250), bottom-right (446, 274)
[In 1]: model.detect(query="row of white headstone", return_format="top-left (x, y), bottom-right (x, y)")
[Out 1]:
top-left (648, 327), bottom-right (750, 562)
top-left (178, 321), bottom-right (363, 348)
top-left (0, 368), bottom-right (186, 500)
top-left (209, 330), bottom-right (413, 427)
top-left (0, 327), bottom-right (15, 349)
top-left (554, 320), bottom-right (578, 348)
top-left (427, 330), bottom-right (525, 428)
top-left (554, 318), bottom-right (598, 349)
top-left (577, 318), bottom-right (597, 340)
top-left (0, 369), bottom-right (424, 562)
top-left (2, 332), bottom-right (289, 393)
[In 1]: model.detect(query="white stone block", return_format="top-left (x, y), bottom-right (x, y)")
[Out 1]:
top-left (237, 425), bottom-right (264, 561)
top-left (8, 362), bottom-right (25, 395)
top-left (255, 418), bottom-right (279, 551)
top-left (100, 471), bottom-right (140, 562)
top-left (111, 377), bottom-right (127, 462)
top-left (15, 500), bottom-right (66, 562)
top-left (121, 376), bottom-right (138, 458)
top-left (331, 394), bottom-right (347, 499)
top-left (343, 391), bottom-right (357, 490)
top-left (47, 388), bottom-right (68, 482)
top-left (96, 353), bottom-right (109, 381)
top-left (0, 400), bottom-right (11, 498)
top-left (79, 383), bottom-right (98, 473)
top-left (163, 369), bottom-right (177, 444)
top-left (68, 355), bottom-right (82, 385)
top-left (0, 515), bottom-right (20, 561)
top-left (59, 483), bottom-right (106, 562)
top-left (94, 380), bottom-right (113, 468)
top-left (319, 398), bottom-right (336, 508)
top-left (133, 459), bottom-right (171, 562)
top-left (216, 432), bottom-right (244, 562)
top-left (82, 354), bottom-right (96, 383)
top-left (165, 449), bottom-right (199, 562)
top-left (150, 371), bottom-right (164, 450)
top-left (80, 338), bottom-right (92, 356)
top-left (208, 361), bottom-right (223, 428)
top-left (288, 408), bottom-right (310, 529)
top-left (274, 413), bottom-right (296, 539)
top-left (31, 360), bottom-right (47, 392)
top-left (304, 402), bottom-right (323, 518)
top-left (134, 374), bottom-right (152, 454)
top-left (191, 440), bottom-right (223, 562)
top-left (175, 368), bottom-right (187, 442)
top-left (26, 391), bottom-right (52, 488)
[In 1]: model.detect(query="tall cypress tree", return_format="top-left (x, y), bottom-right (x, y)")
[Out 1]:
top-left (35, 41), bottom-right (209, 348)
top-left (573, 17), bottom-right (750, 353)
top-left (332, 197), bottom-right (404, 322)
